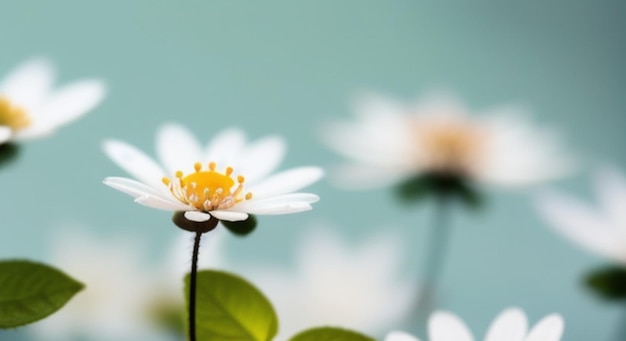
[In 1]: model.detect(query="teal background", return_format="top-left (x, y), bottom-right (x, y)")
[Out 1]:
top-left (1, 1), bottom-right (625, 340)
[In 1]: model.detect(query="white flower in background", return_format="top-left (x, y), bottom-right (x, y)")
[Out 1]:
top-left (536, 166), bottom-right (626, 264)
top-left (386, 307), bottom-right (564, 341)
top-left (31, 229), bottom-right (167, 341)
top-left (235, 227), bottom-right (416, 340)
top-left (322, 92), bottom-right (574, 189)
top-left (0, 58), bottom-right (106, 142)
top-left (103, 123), bottom-right (323, 223)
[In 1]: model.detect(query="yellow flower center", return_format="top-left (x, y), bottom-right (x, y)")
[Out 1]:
top-left (162, 162), bottom-right (253, 211)
top-left (414, 120), bottom-right (486, 175)
top-left (0, 96), bottom-right (30, 131)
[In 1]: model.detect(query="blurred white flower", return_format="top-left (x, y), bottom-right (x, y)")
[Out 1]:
top-left (31, 229), bottom-right (165, 341)
top-left (323, 92), bottom-right (573, 189)
top-left (236, 227), bottom-right (416, 340)
top-left (386, 307), bottom-right (564, 341)
top-left (0, 126), bottom-right (10, 144)
top-left (536, 166), bottom-right (626, 264)
top-left (0, 58), bottom-right (106, 142)
top-left (103, 123), bottom-right (323, 223)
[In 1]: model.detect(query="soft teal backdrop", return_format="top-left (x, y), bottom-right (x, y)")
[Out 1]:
top-left (1, 1), bottom-right (625, 340)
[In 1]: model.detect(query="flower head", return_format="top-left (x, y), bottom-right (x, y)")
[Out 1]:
top-left (323, 92), bottom-right (574, 190)
top-left (386, 307), bottom-right (564, 341)
top-left (103, 123), bottom-right (323, 223)
top-left (536, 166), bottom-right (626, 264)
top-left (0, 58), bottom-right (106, 142)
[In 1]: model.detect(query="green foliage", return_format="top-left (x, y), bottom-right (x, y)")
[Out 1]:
top-left (289, 327), bottom-right (376, 341)
top-left (0, 143), bottom-right (20, 170)
top-left (585, 265), bottom-right (626, 300)
top-left (185, 270), bottom-right (278, 341)
top-left (395, 173), bottom-right (483, 209)
top-left (221, 215), bottom-right (257, 236)
top-left (0, 260), bottom-right (84, 328)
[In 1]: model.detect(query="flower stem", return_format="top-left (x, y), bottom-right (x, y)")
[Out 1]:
top-left (188, 231), bottom-right (202, 341)
top-left (424, 192), bottom-right (452, 285)
top-left (412, 191), bottom-right (453, 336)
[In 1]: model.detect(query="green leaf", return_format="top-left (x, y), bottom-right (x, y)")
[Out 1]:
top-left (585, 265), bottom-right (626, 300)
top-left (221, 215), bottom-right (257, 236)
top-left (289, 327), bottom-right (375, 341)
top-left (0, 143), bottom-right (20, 170)
top-left (185, 270), bottom-right (278, 341)
top-left (0, 260), bottom-right (84, 328)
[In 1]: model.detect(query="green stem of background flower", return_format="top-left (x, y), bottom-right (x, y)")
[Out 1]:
top-left (424, 191), bottom-right (451, 285)
top-left (413, 191), bottom-right (453, 336)
top-left (188, 231), bottom-right (202, 341)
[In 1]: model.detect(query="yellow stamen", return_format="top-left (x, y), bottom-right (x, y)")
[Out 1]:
top-left (162, 162), bottom-right (253, 211)
top-left (0, 96), bottom-right (30, 132)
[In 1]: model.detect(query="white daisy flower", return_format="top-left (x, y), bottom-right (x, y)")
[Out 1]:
top-left (103, 123), bottom-right (323, 223)
top-left (536, 166), bottom-right (626, 264)
top-left (386, 307), bottom-right (564, 341)
top-left (0, 58), bottom-right (106, 142)
top-left (323, 92), bottom-right (574, 190)
top-left (234, 227), bottom-right (415, 340)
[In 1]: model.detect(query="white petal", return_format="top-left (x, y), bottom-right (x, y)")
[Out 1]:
top-left (0, 58), bottom-right (54, 109)
top-left (184, 211), bottom-right (212, 222)
top-left (156, 123), bottom-right (203, 175)
top-left (36, 80), bottom-right (106, 128)
top-left (236, 136), bottom-right (286, 184)
top-left (330, 163), bottom-right (410, 190)
top-left (526, 314), bottom-right (564, 341)
top-left (204, 128), bottom-right (247, 166)
top-left (103, 176), bottom-right (161, 198)
top-left (210, 210), bottom-right (249, 222)
top-left (0, 126), bottom-right (11, 144)
top-left (232, 193), bottom-right (319, 215)
top-left (102, 139), bottom-right (168, 192)
top-left (385, 331), bottom-right (421, 341)
top-left (484, 308), bottom-right (528, 341)
top-left (248, 167), bottom-right (324, 199)
top-left (535, 190), bottom-right (626, 263)
top-left (135, 195), bottom-right (188, 211)
top-left (429, 311), bottom-right (474, 341)
top-left (593, 165), bottom-right (626, 227)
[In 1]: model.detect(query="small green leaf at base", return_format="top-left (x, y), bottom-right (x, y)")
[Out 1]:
top-left (185, 269), bottom-right (278, 341)
top-left (221, 215), bottom-right (257, 236)
top-left (585, 265), bottom-right (626, 300)
top-left (289, 327), bottom-right (375, 341)
top-left (0, 260), bottom-right (84, 328)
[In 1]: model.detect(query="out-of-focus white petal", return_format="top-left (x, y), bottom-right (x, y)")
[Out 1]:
top-left (484, 308), bottom-right (528, 341)
top-left (385, 331), bottom-right (421, 341)
top-left (429, 311), bottom-right (474, 341)
top-left (36, 80), bottom-right (106, 127)
top-left (103, 139), bottom-right (167, 192)
top-left (593, 165), bottom-right (626, 227)
top-left (204, 127), bottom-right (247, 166)
top-left (0, 58), bottom-right (54, 109)
top-left (184, 211), bottom-right (212, 222)
top-left (0, 126), bottom-right (11, 144)
top-left (526, 314), bottom-right (564, 341)
top-left (156, 123), bottom-right (203, 175)
top-left (248, 166), bottom-right (323, 199)
top-left (535, 189), bottom-right (626, 263)
top-left (236, 136), bottom-right (286, 184)
top-left (210, 210), bottom-right (248, 222)
top-left (330, 163), bottom-right (410, 190)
